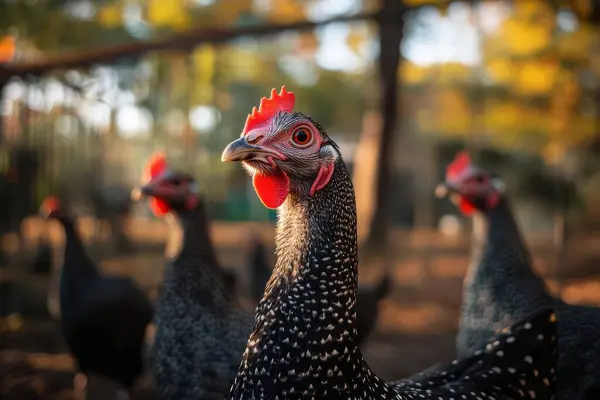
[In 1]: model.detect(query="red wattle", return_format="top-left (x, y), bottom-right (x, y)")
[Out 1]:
top-left (459, 197), bottom-right (476, 215)
top-left (150, 198), bottom-right (170, 216)
top-left (252, 169), bottom-right (290, 209)
top-left (310, 163), bottom-right (335, 196)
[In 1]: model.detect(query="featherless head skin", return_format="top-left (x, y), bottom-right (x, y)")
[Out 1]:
top-left (222, 87), bottom-right (558, 399)
top-left (222, 86), bottom-right (340, 209)
top-left (40, 196), bottom-right (63, 218)
top-left (132, 152), bottom-right (200, 216)
top-left (435, 151), bottom-right (506, 215)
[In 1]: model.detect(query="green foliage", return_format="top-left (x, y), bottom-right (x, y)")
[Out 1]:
top-left (0, 0), bottom-right (131, 51)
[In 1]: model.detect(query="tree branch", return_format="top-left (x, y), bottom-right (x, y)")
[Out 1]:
top-left (0, 12), bottom-right (379, 79)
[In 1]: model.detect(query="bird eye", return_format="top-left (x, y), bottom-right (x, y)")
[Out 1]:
top-left (170, 178), bottom-right (182, 186)
top-left (474, 175), bottom-right (487, 183)
top-left (291, 127), bottom-right (313, 147)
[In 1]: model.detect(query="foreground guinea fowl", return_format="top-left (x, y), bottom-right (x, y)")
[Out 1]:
top-left (221, 86), bottom-right (558, 399)
top-left (436, 151), bottom-right (600, 399)
top-left (39, 197), bottom-right (154, 395)
top-left (133, 154), bottom-right (253, 399)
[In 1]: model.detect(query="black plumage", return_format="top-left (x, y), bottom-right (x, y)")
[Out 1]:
top-left (135, 156), bottom-right (253, 399)
top-left (356, 271), bottom-right (392, 345)
top-left (40, 197), bottom-right (154, 390)
top-left (222, 267), bottom-right (239, 295)
top-left (438, 152), bottom-right (600, 399)
top-left (221, 88), bottom-right (558, 399)
top-left (394, 309), bottom-right (557, 395)
top-left (247, 234), bottom-right (272, 305)
top-left (30, 237), bottom-right (52, 275)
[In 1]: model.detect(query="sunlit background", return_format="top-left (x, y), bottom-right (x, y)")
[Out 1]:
top-left (1, 0), bottom-right (600, 398)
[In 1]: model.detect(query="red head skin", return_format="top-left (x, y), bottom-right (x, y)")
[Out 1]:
top-left (442, 151), bottom-right (504, 216)
top-left (136, 153), bottom-right (199, 216)
top-left (40, 196), bottom-right (62, 218)
top-left (221, 86), bottom-right (339, 209)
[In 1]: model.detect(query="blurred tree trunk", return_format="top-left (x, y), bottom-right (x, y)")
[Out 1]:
top-left (0, 75), bottom-right (7, 143)
top-left (0, 78), bottom-right (6, 265)
top-left (361, 0), bottom-right (404, 259)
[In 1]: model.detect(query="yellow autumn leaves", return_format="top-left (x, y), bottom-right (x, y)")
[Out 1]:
top-left (400, 0), bottom-right (598, 150)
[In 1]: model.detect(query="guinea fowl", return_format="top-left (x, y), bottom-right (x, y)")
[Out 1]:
top-left (39, 196), bottom-right (154, 395)
top-left (436, 151), bottom-right (600, 399)
top-left (133, 154), bottom-right (253, 399)
top-left (221, 86), bottom-right (558, 399)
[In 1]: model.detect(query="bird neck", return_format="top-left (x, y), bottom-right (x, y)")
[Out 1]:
top-left (57, 216), bottom-right (99, 287)
top-left (230, 159), bottom-right (387, 398)
top-left (171, 201), bottom-right (220, 269)
top-left (164, 201), bottom-right (232, 306)
top-left (467, 197), bottom-right (545, 289)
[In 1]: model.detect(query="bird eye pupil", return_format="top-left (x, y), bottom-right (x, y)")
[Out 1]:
top-left (295, 129), bottom-right (309, 144)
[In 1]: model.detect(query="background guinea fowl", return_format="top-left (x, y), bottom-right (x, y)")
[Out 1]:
top-left (39, 196), bottom-right (154, 396)
top-left (246, 233), bottom-right (272, 305)
top-left (356, 270), bottom-right (393, 345)
top-left (437, 151), bottom-right (600, 400)
top-left (220, 267), bottom-right (239, 295)
top-left (222, 86), bottom-right (558, 399)
top-left (29, 236), bottom-right (53, 275)
top-left (134, 154), bottom-right (253, 399)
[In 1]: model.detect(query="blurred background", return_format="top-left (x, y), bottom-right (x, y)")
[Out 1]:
top-left (1, 0), bottom-right (600, 398)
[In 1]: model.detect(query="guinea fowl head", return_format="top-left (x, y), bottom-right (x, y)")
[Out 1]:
top-left (221, 86), bottom-right (340, 209)
top-left (132, 153), bottom-right (200, 216)
top-left (436, 151), bottom-right (506, 215)
top-left (40, 196), bottom-right (63, 219)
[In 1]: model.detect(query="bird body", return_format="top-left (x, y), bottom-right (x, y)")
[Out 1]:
top-left (222, 86), bottom-right (558, 400)
top-left (150, 209), bottom-right (253, 399)
top-left (61, 277), bottom-right (153, 388)
top-left (439, 151), bottom-right (600, 399)
top-left (41, 197), bottom-right (153, 390)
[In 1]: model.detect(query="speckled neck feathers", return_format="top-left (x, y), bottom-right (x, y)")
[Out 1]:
top-left (229, 158), bottom-right (389, 398)
top-left (457, 197), bottom-right (554, 357)
top-left (164, 203), bottom-right (233, 307)
top-left (172, 201), bottom-right (221, 267)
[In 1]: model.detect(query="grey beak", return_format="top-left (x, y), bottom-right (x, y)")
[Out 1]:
top-left (131, 184), bottom-right (156, 201)
top-left (130, 187), bottom-right (143, 201)
top-left (221, 137), bottom-right (266, 162)
top-left (434, 182), bottom-right (461, 198)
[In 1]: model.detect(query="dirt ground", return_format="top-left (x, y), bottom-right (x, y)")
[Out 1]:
top-left (2, 217), bottom-right (600, 399)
